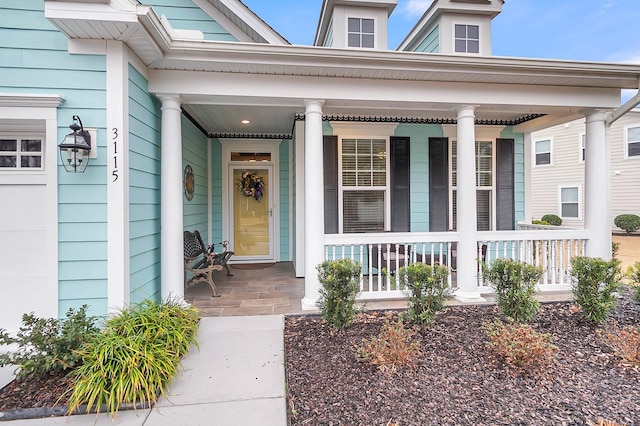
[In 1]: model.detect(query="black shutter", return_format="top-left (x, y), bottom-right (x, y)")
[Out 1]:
top-left (496, 138), bottom-right (515, 230)
top-left (390, 137), bottom-right (410, 231)
top-left (429, 137), bottom-right (449, 231)
top-left (323, 135), bottom-right (339, 234)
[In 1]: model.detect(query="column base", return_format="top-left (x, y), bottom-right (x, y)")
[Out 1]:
top-left (300, 296), bottom-right (319, 311)
top-left (453, 289), bottom-right (487, 304)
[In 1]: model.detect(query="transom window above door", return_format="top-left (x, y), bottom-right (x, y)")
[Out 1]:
top-left (230, 152), bottom-right (271, 162)
top-left (348, 17), bottom-right (375, 48)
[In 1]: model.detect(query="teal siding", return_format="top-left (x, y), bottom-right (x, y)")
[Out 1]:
top-left (182, 117), bottom-right (209, 242)
top-left (0, 2), bottom-right (109, 318)
top-left (210, 139), bottom-right (223, 243)
top-left (279, 140), bottom-right (290, 260)
top-left (414, 25), bottom-right (439, 53)
top-left (395, 124), bottom-right (444, 232)
top-left (291, 128), bottom-right (298, 263)
top-left (129, 65), bottom-right (162, 304)
top-left (501, 127), bottom-right (526, 224)
top-left (147, 0), bottom-right (237, 42)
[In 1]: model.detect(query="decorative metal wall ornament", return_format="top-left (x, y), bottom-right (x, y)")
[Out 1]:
top-left (184, 165), bottom-right (195, 201)
top-left (238, 170), bottom-right (265, 202)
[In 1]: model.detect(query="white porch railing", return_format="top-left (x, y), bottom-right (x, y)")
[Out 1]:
top-left (324, 232), bottom-right (459, 300)
top-left (324, 229), bottom-right (589, 300)
top-left (477, 229), bottom-right (589, 292)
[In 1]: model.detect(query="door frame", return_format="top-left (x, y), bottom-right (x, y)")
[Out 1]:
top-left (220, 140), bottom-right (280, 263)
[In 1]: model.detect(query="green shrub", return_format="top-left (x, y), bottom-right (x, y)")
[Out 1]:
top-left (355, 320), bottom-right (421, 374)
top-left (570, 256), bottom-right (621, 324)
top-left (0, 306), bottom-right (98, 380)
top-left (316, 259), bottom-right (362, 329)
top-left (625, 261), bottom-right (640, 305)
top-left (395, 263), bottom-right (450, 327)
top-left (541, 214), bottom-right (562, 226)
top-left (615, 214), bottom-right (640, 234)
top-left (483, 258), bottom-right (544, 323)
top-left (67, 298), bottom-right (200, 417)
top-left (531, 219), bottom-right (550, 225)
top-left (482, 319), bottom-right (557, 370)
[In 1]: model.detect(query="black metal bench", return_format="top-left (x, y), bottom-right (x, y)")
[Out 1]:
top-left (183, 230), bottom-right (234, 297)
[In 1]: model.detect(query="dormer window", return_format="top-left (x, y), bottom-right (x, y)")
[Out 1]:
top-left (348, 18), bottom-right (375, 48)
top-left (454, 24), bottom-right (479, 53)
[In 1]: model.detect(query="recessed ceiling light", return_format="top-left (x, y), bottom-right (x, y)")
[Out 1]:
top-left (241, 119), bottom-right (250, 124)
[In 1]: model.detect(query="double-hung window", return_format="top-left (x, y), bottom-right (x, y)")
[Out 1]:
top-left (454, 24), bottom-right (479, 53)
top-left (579, 133), bottom-right (586, 163)
top-left (451, 140), bottom-right (494, 231)
top-left (626, 125), bottom-right (640, 158)
top-left (341, 138), bottom-right (387, 233)
top-left (347, 18), bottom-right (375, 48)
top-left (534, 139), bottom-right (551, 166)
top-left (0, 136), bottom-right (44, 170)
top-left (559, 186), bottom-right (580, 219)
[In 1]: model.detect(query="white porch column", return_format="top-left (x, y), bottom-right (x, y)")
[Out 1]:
top-left (160, 95), bottom-right (185, 300)
top-left (584, 111), bottom-right (612, 259)
top-left (454, 106), bottom-right (485, 302)
top-left (301, 100), bottom-right (325, 310)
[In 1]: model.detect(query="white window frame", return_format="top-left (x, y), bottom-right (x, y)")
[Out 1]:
top-left (346, 17), bottom-right (375, 49)
top-left (579, 133), bottom-right (585, 164)
top-left (454, 24), bottom-right (480, 54)
top-left (0, 132), bottom-right (45, 171)
top-left (558, 185), bottom-right (581, 220)
top-left (533, 138), bottom-right (553, 167)
top-left (624, 124), bottom-right (640, 159)
top-left (338, 136), bottom-right (390, 233)
top-left (449, 139), bottom-right (496, 231)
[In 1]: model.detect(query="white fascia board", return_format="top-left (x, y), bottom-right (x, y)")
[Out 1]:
top-left (215, 0), bottom-right (289, 45)
top-left (193, 0), bottom-right (254, 43)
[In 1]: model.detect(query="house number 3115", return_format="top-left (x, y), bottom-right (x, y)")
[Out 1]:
top-left (111, 127), bottom-right (119, 182)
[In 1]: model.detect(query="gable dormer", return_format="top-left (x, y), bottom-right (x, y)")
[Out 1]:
top-left (398, 0), bottom-right (503, 55)
top-left (314, 0), bottom-right (397, 50)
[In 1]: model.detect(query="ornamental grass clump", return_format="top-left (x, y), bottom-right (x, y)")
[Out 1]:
top-left (356, 320), bottom-right (421, 374)
top-left (67, 298), bottom-right (200, 417)
top-left (483, 258), bottom-right (544, 323)
top-left (570, 256), bottom-right (621, 324)
top-left (0, 305), bottom-right (98, 380)
top-left (316, 259), bottom-right (362, 329)
top-left (396, 262), bottom-right (450, 327)
top-left (482, 319), bottom-right (557, 371)
top-left (601, 326), bottom-right (640, 367)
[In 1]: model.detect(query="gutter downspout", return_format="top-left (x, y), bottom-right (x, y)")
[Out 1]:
top-left (606, 76), bottom-right (640, 125)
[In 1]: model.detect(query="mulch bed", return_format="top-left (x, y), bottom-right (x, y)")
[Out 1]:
top-left (284, 289), bottom-right (640, 426)
top-left (0, 373), bottom-right (72, 411)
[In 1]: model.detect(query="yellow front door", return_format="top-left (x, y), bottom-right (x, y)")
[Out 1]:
top-left (231, 167), bottom-right (273, 260)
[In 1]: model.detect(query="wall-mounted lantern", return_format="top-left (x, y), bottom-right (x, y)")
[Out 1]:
top-left (59, 115), bottom-right (91, 173)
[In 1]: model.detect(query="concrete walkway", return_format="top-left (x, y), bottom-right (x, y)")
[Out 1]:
top-left (5, 315), bottom-right (287, 426)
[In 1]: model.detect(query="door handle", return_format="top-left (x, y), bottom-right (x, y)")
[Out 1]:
top-left (269, 208), bottom-right (273, 217)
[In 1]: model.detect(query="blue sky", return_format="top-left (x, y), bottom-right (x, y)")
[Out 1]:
top-left (241, 0), bottom-right (640, 64)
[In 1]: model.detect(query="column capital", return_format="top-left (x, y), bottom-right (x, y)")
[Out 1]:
top-left (455, 105), bottom-right (476, 119)
top-left (159, 95), bottom-right (181, 111)
top-left (304, 100), bottom-right (325, 114)
top-left (583, 110), bottom-right (609, 124)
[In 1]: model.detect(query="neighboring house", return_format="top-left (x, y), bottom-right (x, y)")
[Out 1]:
top-left (530, 110), bottom-right (640, 230)
top-left (1, 0), bottom-right (639, 332)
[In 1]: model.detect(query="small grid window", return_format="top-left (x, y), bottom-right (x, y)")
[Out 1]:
top-left (0, 137), bottom-right (43, 169)
top-left (560, 186), bottom-right (580, 218)
top-left (454, 24), bottom-right (479, 53)
top-left (534, 139), bottom-right (551, 165)
top-left (626, 126), bottom-right (640, 157)
top-left (341, 138), bottom-right (387, 233)
top-left (580, 134), bottom-right (586, 163)
top-left (348, 18), bottom-right (375, 48)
